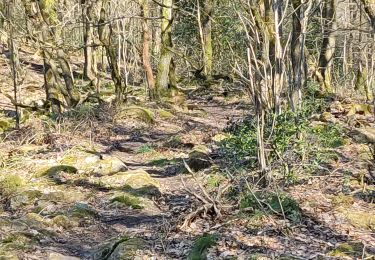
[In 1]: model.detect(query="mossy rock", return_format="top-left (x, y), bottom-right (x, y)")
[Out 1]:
top-left (70, 202), bottom-right (97, 218)
top-left (158, 109), bottom-right (174, 119)
top-left (91, 236), bottom-right (144, 260)
top-left (97, 170), bottom-right (160, 196)
top-left (329, 242), bottom-right (364, 258)
top-left (351, 127), bottom-right (375, 143)
top-left (0, 118), bottom-right (14, 133)
top-left (0, 175), bottom-right (25, 197)
top-left (117, 106), bottom-right (155, 123)
top-left (211, 133), bottom-right (230, 143)
top-left (0, 232), bottom-right (34, 252)
top-left (21, 213), bottom-right (48, 229)
top-left (59, 151), bottom-right (127, 176)
top-left (37, 165), bottom-right (78, 178)
top-left (109, 193), bottom-right (144, 209)
top-left (331, 193), bottom-right (355, 208)
top-left (187, 145), bottom-right (212, 172)
top-left (51, 215), bottom-right (78, 229)
top-left (9, 190), bottom-right (43, 210)
top-left (0, 252), bottom-right (19, 260)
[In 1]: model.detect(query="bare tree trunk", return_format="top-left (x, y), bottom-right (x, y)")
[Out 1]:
top-left (98, 0), bottom-right (126, 103)
top-left (6, 0), bottom-right (20, 128)
top-left (81, 0), bottom-right (98, 85)
top-left (155, 0), bottom-right (174, 96)
top-left (201, 0), bottom-right (213, 78)
top-left (140, 0), bottom-right (156, 99)
top-left (318, 0), bottom-right (337, 93)
top-left (290, 0), bottom-right (312, 110)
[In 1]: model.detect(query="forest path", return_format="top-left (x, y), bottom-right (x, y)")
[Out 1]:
top-left (0, 89), bottom-right (250, 259)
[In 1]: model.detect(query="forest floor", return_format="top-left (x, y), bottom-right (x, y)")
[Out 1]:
top-left (0, 50), bottom-right (375, 259)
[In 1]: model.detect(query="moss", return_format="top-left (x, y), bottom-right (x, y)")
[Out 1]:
top-left (343, 210), bottom-right (375, 230)
top-left (37, 165), bottom-right (78, 177)
top-left (110, 194), bottom-right (143, 209)
top-left (119, 106), bottom-right (155, 123)
top-left (158, 109), bottom-right (174, 119)
top-left (0, 175), bottom-right (25, 196)
top-left (1, 232), bottom-right (33, 251)
top-left (58, 151), bottom-right (126, 176)
top-left (331, 193), bottom-right (354, 208)
top-left (329, 242), bottom-right (364, 258)
top-left (188, 234), bottom-right (217, 260)
top-left (71, 202), bottom-right (97, 218)
top-left (136, 145), bottom-right (155, 154)
top-left (149, 158), bottom-right (179, 167)
top-left (51, 215), bottom-right (76, 229)
top-left (0, 118), bottom-right (14, 133)
top-left (91, 236), bottom-right (144, 260)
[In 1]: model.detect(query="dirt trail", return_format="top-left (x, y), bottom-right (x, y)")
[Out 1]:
top-left (0, 92), bottom-right (249, 259)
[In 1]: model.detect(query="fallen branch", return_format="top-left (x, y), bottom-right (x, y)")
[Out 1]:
top-left (179, 159), bottom-right (223, 230)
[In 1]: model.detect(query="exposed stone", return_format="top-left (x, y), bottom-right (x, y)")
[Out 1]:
top-left (320, 112), bottom-right (337, 123)
top-left (47, 252), bottom-right (80, 260)
top-left (351, 127), bottom-right (375, 143)
top-left (187, 145), bottom-right (212, 172)
top-left (91, 237), bottom-right (144, 260)
top-left (60, 151), bottom-right (127, 176)
top-left (97, 170), bottom-right (160, 195)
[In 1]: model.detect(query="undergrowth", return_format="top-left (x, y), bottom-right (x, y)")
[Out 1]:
top-left (220, 91), bottom-right (345, 182)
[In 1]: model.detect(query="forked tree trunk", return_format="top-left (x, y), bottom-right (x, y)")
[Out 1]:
top-left (98, 0), bottom-right (126, 103)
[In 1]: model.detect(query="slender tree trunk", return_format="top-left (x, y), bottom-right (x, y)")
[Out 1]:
top-left (140, 0), bottom-right (156, 99)
top-left (155, 0), bottom-right (174, 96)
top-left (290, 0), bottom-right (312, 110)
top-left (7, 0), bottom-right (20, 128)
top-left (98, 0), bottom-right (126, 103)
top-left (81, 0), bottom-right (98, 84)
top-left (201, 0), bottom-right (213, 78)
top-left (318, 0), bottom-right (337, 93)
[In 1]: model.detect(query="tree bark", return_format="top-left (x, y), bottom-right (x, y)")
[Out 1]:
top-left (98, 0), bottom-right (126, 103)
top-left (81, 0), bottom-right (98, 84)
top-left (201, 0), bottom-right (213, 77)
top-left (155, 0), bottom-right (174, 96)
top-left (318, 0), bottom-right (337, 93)
top-left (140, 0), bottom-right (156, 99)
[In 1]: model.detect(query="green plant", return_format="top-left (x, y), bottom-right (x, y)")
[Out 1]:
top-left (240, 192), bottom-right (301, 222)
top-left (136, 145), bottom-right (155, 154)
top-left (188, 234), bottom-right (217, 260)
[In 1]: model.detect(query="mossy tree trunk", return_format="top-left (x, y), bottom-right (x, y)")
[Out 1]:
top-left (155, 0), bottom-right (174, 97)
top-left (140, 0), bottom-right (156, 100)
top-left (201, 0), bottom-right (213, 78)
top-left (81, 0), bottom-right (98, 85)
top-left (98, 0), bottom-right (126, 103)
top-left (318, 0), bottom-right (337, 93)
top-left (23, 0), bottom-right (79, 112)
